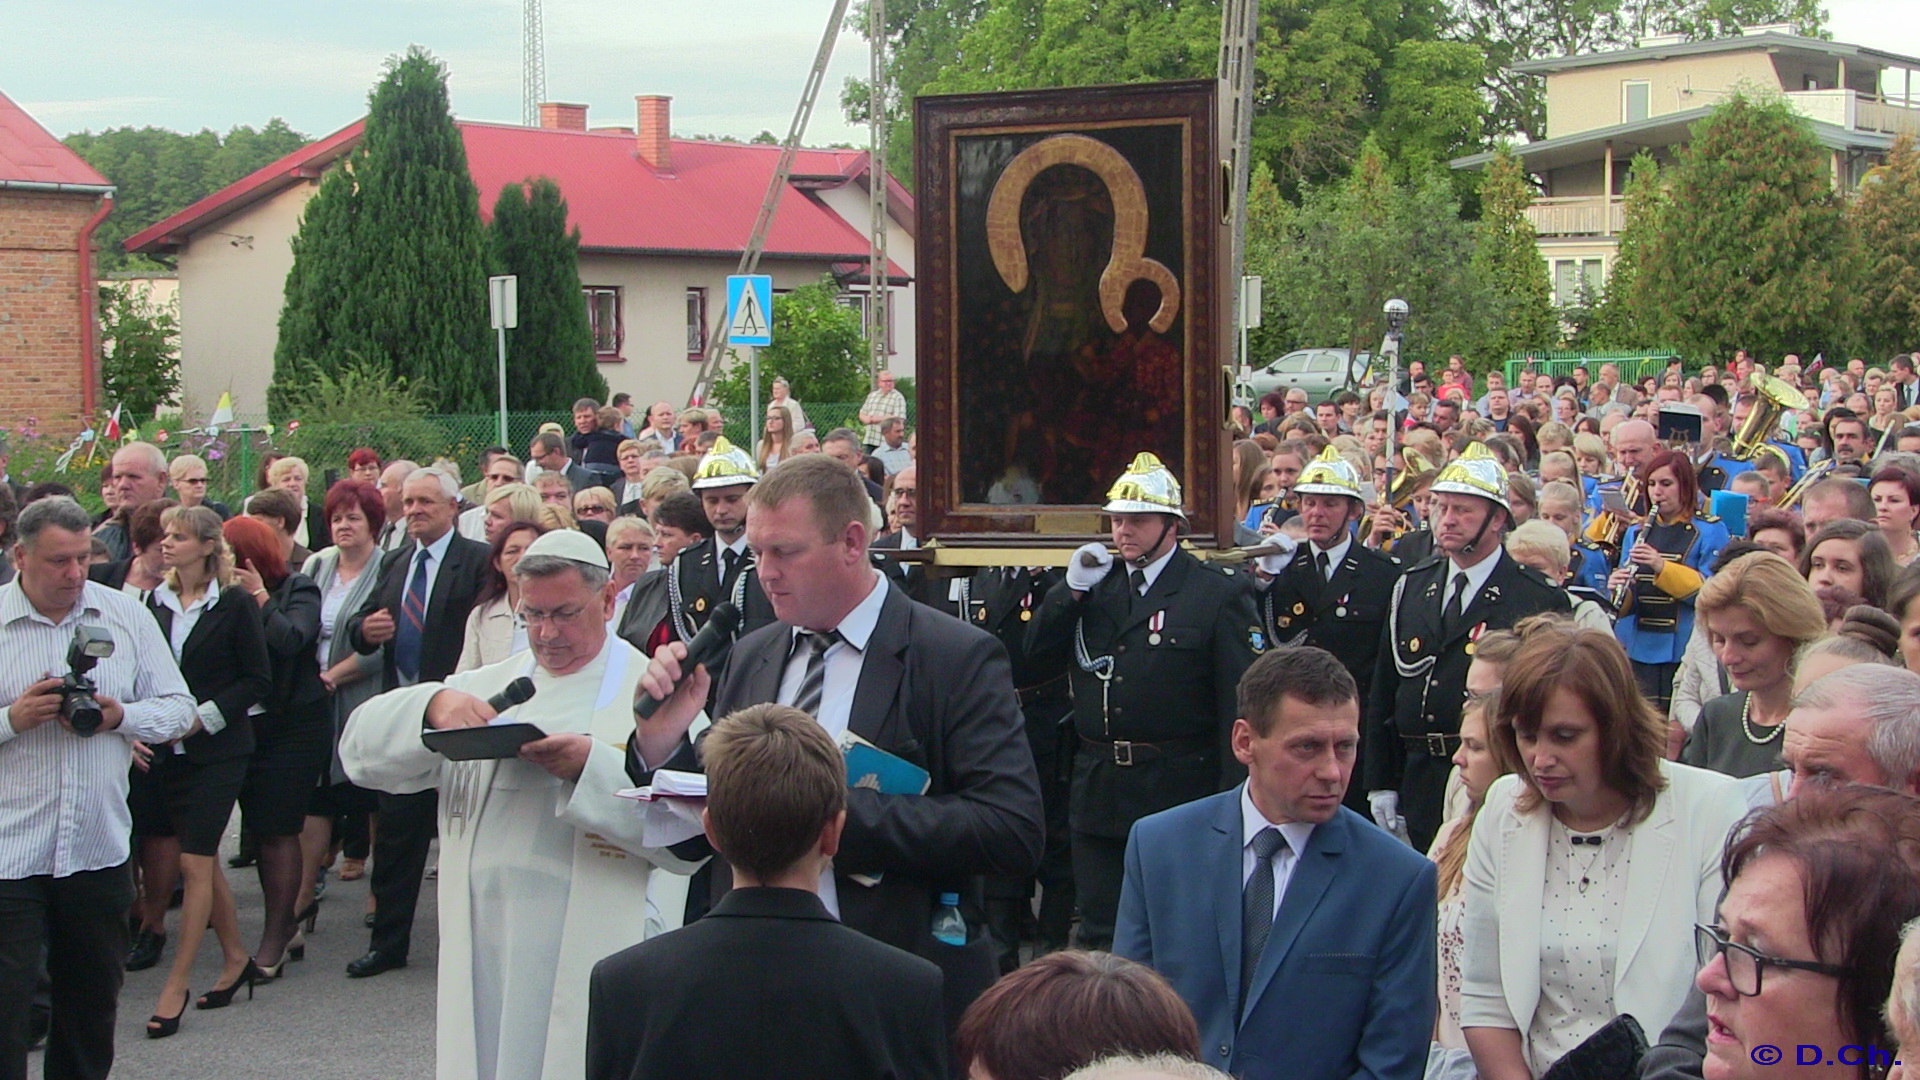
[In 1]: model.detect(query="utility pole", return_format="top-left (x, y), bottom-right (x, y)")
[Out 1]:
top-left (1218, 0), bottom-right (1259, 374)
top-left (867, 0), bottom-right (890, 380)
top-left (523, 0), bottom-right (547, 126)
top-left (687, 0), bottom-right (854, 405)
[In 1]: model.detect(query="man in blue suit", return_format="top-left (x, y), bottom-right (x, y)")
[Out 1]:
top-left (1115, 646), bottom-right (1435, 1080)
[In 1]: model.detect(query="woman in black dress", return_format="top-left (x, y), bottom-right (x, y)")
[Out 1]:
top-left (224, 514), bottom-right (329, 977)
top-left (142, 505), bottom-right (273, 1037)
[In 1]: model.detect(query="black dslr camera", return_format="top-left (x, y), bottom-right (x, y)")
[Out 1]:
top-left (59, 626), bottom-right (115, 737)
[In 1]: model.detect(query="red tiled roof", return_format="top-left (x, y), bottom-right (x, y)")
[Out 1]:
top-left (129, 117), bottom-right (911, 277)
top-left (0, 90), bottom-right (110, 188)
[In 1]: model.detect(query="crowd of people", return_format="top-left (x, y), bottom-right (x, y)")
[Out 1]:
top-left (7, 353), bottom-right (1920, 1080)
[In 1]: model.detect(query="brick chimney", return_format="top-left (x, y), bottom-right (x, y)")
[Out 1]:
top-left (635, 95), bottom-right (673, 172)
top-left (538, 102), bottom-right (589, 131)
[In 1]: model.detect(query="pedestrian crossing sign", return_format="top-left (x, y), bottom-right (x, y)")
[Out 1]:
top-left (726, 275), bottom-right (774, 347)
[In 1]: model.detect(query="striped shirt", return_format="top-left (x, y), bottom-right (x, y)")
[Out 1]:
top-left (0, 580), bottom-right (196, 879)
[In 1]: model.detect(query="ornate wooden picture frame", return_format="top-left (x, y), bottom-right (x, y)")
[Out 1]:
top-left (914, 80), bottom-right (1231, 548)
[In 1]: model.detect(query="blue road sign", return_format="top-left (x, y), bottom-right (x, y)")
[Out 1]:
top-left (726, 275), bottom-right (774, 347)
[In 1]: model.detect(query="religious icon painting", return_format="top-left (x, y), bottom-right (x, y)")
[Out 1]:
top-left (914, 81), bottom-right (1231, 549)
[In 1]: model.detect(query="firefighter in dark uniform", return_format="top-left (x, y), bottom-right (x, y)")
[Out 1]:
top-left (1026, 452), bottom-right (1261, 950)
top-left (960, 564), bottom-right (1075, 967)
top-left (1365, 443), bottom-right (1567, 851)
top-left (664, 436), bottom-right (778, 650)
top-left (1255, 447), bottom-right (1402, 815)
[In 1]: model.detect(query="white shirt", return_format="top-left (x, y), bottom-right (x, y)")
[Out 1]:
top-left (621, 480), bottom-right (647, 506)
top-left (715, 535), bottom-right (750, 588)
top-left (1445, 548), bottom-right (1505, 616)
top-left (1239, 783), bottom-right (1317, 922)
top-left (606, 582), bottom-right (635, 640)
top-left (0, 581), bottom-right (196, 878)
top-left (457, 504), bottom-right (488, 542)
top-left (152, 580), bottom-right (234, 737)
top-left (774, 569), bottom-right (890, 917)
top-left (1129, 544), bottom-right (1179, 595)
top-left (1308, 535), bottom-right (1352, 581)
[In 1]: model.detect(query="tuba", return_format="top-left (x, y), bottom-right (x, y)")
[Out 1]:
top-left (1731, 373), bottom-right (1808, 461)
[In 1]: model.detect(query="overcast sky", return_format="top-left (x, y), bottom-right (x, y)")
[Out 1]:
top-left (3, 0), bottom-right (1916, 145)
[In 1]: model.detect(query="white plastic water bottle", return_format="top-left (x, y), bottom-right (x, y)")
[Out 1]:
top-left (931, 892), bottom-right (966, 946)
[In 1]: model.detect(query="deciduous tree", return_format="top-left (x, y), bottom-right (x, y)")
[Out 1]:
top-left (97, 282), bottom-right (180, 419)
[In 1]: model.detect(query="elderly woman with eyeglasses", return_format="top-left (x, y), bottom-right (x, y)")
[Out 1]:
top-left (1697, 784), bottom-right (1920, 1080)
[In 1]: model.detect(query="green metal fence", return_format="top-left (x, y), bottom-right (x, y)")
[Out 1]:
top-left (15, 400), bottom-right (922, 513)
top-left (1502, 350), bottom-right (1683, 387)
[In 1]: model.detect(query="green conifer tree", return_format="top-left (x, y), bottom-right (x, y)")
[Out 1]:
top-left (269, 151), bottom-right (364, 418)
top-left (348, 47), bottom-right (493, 412)
top-left (1638, 95), bottom-right (1858, 362)
top-left (490, 179), bottom-right (607, 409)
top-left (1586, 151), bottom-right (1665, 348)
top-left (1470, 144), bottom-right (1557, 363)
top-left (1850, 134), bottom-right (1920, 359)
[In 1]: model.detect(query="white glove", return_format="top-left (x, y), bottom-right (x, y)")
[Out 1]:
top-left (1368, 790), bottom-right (1408, 841)
top-left (1066, 543), bottom-right (1114, 592)
top-left (1254, 533), bottom-right (1299, 576)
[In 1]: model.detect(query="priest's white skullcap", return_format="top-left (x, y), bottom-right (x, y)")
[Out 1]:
top-left (521, 528), bottom-right (609, 569)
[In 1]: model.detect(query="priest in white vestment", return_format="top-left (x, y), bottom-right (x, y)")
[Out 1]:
top-left (341, 530), bottom-right (701, 1080)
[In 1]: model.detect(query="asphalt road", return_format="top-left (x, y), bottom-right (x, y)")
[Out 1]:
top-left (35, 822), bottom-right (441, 1080)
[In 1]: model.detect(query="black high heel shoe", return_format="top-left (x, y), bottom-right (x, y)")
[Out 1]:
top-left (196, 960), bottom-right (261, 1010)
top-left (296, 897), bottom-right (322, 934)
top-left (147, 987), bottom-right (189, 1039)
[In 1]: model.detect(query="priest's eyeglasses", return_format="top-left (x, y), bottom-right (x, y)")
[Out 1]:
top-left (1694, 923), bottom-right (1850, 996)
top-left (517, 603), bottom-right (591, 627)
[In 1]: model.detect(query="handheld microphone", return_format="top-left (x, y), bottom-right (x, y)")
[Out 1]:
top-left (635, 602), bottom-right (742, 719)
top-left (486, 677), bottom-right (536, 716)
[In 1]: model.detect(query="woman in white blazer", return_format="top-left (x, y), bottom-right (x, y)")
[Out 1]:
top-left (1462, 623), bottom-right (1749, 1080)
top-left (456, 522), bottom-right (542, 673)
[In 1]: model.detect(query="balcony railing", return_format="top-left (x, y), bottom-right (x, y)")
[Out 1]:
top-left (1785, 89), bottom-right (1920, 138)
top-left (1526, 196), bottom-right (1626, 237)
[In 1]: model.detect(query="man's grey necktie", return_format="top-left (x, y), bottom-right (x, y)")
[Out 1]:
top-left (791, 629), bottom-right (841, 718)
top-left (1242, 826), bottom-right (1289, 1001)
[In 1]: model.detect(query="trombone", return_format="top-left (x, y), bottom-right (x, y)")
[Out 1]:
top-left (1776, 459), bottom-right (1835, 513)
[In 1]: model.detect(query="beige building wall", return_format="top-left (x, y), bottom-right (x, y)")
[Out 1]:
top-left (575, 253), bottom-right (856, 410)
top-left (812, 183), bottom-right (918, 380)
top-left (1545, 52), bottom-right (1783, 137)
top-left (174, 181), bottom-right (316, 418)
top-left (169, 184), bottom-right (915, 419)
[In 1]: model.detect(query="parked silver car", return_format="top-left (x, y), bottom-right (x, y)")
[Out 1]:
top-left (1244, 348), bottom-right (1372, 402)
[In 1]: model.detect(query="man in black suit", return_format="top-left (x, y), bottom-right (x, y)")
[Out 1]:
top-left (527, 432), bottom-right (594, 493)
top-left (590, 704), bottom-right (946, 1080)
top-left (1255, 447), bottom-right (1401, 815)
top-left (1365, 444), bottom-right (1567, 851)
top-left (870, 465), bottom-right (943, 609)
top-left (342, 467), bottom-right (489, 978)
top-left (632, 454), bottom-right (1043, 1027)
top-left (1024, 452), bottom-right (1261, 951)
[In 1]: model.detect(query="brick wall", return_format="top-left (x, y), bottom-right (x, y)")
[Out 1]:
top-left (0, 190), bottom-right (98, 427)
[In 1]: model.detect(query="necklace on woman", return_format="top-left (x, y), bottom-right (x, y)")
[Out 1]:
top-left (1566, 826), bottom-right (1615, 894)
top-left (1741, 691), bottom-right (1785, 746)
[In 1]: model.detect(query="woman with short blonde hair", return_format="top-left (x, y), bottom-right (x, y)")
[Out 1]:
top-left (481, 483), bottom-right (543, 546)
top-left (1686, 552), bottom-right (1826, 778)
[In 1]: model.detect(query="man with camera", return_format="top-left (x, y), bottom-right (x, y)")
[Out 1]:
top-left (0, 497), bottom-right (195, 1080)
